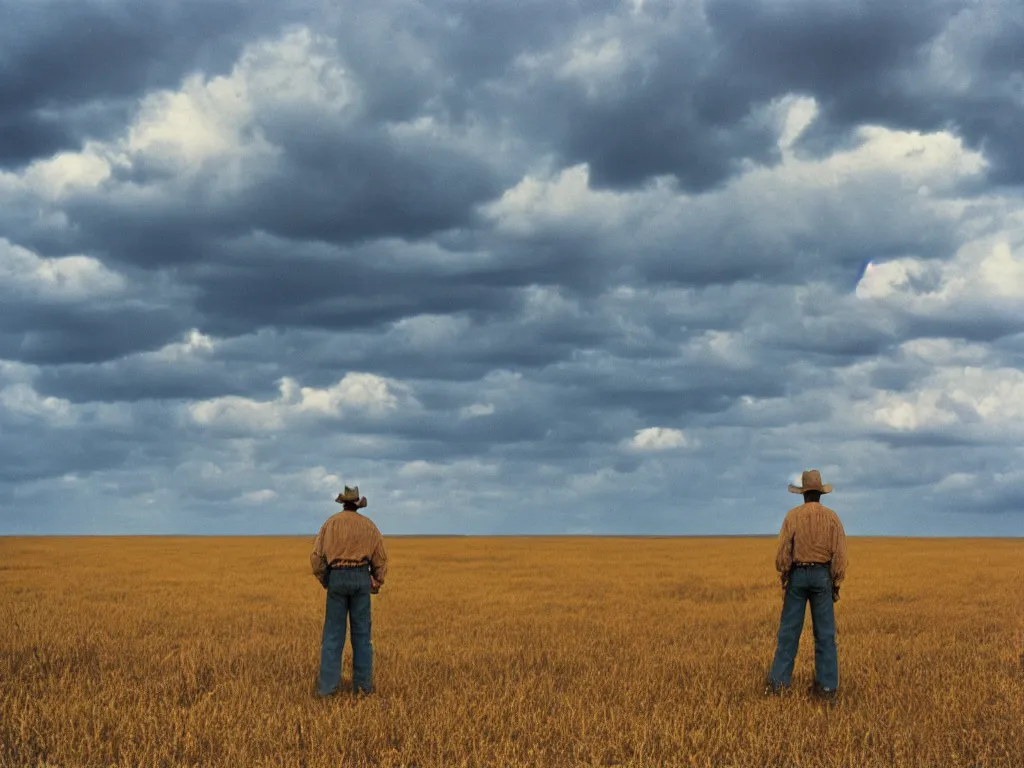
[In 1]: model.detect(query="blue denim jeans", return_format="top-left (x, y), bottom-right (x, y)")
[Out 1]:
top-left (768, 565), bottom-right (838, 690)
top-left (318, 566), bottom-right (374, 695)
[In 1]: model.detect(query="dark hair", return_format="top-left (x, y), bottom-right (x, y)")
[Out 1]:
top-left (803, 490), bottom-right (822, 503)
top-left (342, 501), bottom-right (360, 511)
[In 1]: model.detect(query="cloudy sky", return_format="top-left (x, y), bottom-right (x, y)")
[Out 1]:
top-left (2, 0), bottom-right (1024, 536)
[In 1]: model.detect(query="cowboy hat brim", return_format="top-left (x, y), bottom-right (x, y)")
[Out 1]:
top-left (788, 483), bottom-right (832, 494)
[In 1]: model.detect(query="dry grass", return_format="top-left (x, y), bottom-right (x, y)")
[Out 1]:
top-left (2, 535), bottom-right (1023, 767)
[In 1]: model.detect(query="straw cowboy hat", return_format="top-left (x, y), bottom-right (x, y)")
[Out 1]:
top-left (335, 486), bottom-right (361, 504)
top-left (788, 469), bottom-right (832, 495)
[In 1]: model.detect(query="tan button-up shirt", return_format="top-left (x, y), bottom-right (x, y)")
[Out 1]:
top-left (310, 510), bottom-right (388, 585)
top-left (775, 501), bottom-right (848, 585)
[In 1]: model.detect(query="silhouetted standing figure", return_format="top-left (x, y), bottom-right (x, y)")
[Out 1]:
top-left (310, 486), bottom-right (388, 697)
top-left (766, 470), bottom-right (848, 701)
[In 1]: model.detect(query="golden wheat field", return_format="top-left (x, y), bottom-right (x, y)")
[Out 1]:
top-left (2, 536), bottom-right (1023, 768)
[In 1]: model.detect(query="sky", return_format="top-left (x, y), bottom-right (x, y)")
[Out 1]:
top-left (2, 0), bottom-right (1024, 536)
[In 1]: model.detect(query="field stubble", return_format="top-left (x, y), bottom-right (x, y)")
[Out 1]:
top-left (2, 536), bottom-right (1023, 767)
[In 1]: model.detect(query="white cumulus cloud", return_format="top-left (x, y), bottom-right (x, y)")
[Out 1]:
top-left (629, 427), bottom-right (689, 451)
top-left (855, 238), bottom-right (1024, 315)
top-left (188, 372), bottom-right (409, 431)
top-left (460, 403), bottom-right (495, 419)
top-left (238, 489), bottom-right (278, 504)
top-left (853, 365), bottom-right (1024, 437)
top-left (0, 384), bottom-right (76, 427)
top-left (0, 238), bottom-right (126, 301)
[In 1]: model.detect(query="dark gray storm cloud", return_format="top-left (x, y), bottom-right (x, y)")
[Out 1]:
top-left (2, 0), bottom-right (1024, 536)
top-left (0, 0), bottom-right (284, 167)
top-left (0, 306), bottom-right (183, 365)
top-left (707, 0), bottom-right (1024, 184)
top-left (706, 0), bottom-right (954, 99)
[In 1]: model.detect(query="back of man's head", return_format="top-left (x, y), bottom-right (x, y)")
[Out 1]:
top-left (803, 490), bottom-right (822, 504)
top-left (342, 496), bottom-right (368, 512)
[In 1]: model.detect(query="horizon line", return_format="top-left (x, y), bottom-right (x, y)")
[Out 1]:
top-left (3, 533), bottom-right (1023, 540)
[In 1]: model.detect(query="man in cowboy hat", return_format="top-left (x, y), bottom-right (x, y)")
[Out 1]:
top-left (765, 469), bottom-right (848, 702)
top-left (310, 486), bottom-right (388, 697)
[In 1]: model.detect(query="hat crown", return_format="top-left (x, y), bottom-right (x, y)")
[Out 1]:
top-left (801, 470), bottom-right (824, 490)
top-left (788, 469), bottom-right (832, 495)
top-left (336, 485), bottom-right (360, 503)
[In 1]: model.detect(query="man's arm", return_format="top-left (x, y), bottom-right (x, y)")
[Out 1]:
top-left (774, 514), bottom-right (794, 577)
top-left (310, 523), bottom-right (329, 586)
top-left (829, 514), bottom-right (848, 586)
top-left (369, 531), bottom-right (388, 588)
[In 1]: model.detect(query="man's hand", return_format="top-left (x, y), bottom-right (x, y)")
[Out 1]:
top-left (832, 585), bottom-right (840, 603)
top-left (370, 575), bottom-right (381, 594)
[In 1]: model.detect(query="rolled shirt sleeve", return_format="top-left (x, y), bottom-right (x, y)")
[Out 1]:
top-left (369, 529), bottom-right (388, 585)
top-left (775, 514), bottom-right (795, 575)
top-left (829, 515), bottom-right (848, 585)
top-left (310, 524), bottom-right (328, 583)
